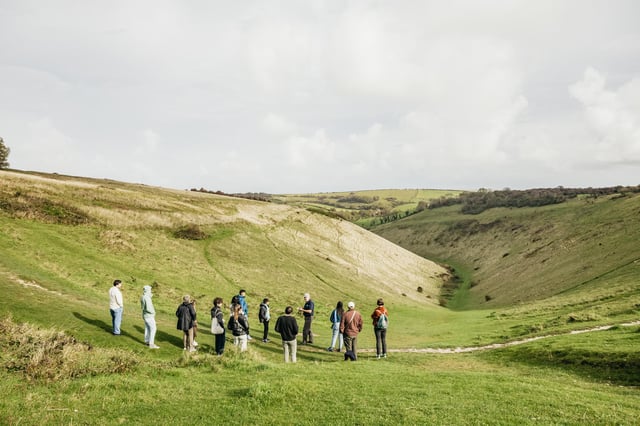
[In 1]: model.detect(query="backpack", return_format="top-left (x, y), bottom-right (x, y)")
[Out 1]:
top-left (376, 313), bottom-right (388, 329)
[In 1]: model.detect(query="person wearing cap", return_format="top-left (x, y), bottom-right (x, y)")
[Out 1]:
top-left (109, 279), bottom-right (124, 335)
top-left (140, 285), bottom-right (159, 349)
top-left (371, 298), bottom-right (389, 359)
top-left (298, 293), bottom-right (315, 344)
top-left (340, 301), bottom-right (363, 360)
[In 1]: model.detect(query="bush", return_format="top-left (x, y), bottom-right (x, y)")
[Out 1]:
top-left (0, 317), bottom-right (137, 382)
top-left (173, 224), bottom-right (208, 240)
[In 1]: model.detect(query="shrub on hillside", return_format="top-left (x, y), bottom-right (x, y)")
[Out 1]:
top-left (173, 224), bottom-right (208, 240)
top-left (0, 317), bottom-right (137, 382)
top-left (0, 191), bottom-right (90, 225)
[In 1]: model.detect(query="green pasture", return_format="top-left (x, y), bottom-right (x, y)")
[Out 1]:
top-left (1, 170), bottom-right (639, 424)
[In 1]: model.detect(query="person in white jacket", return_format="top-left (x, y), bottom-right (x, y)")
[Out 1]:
top-left (140, 285), bottom-right (159, 349)
top-left (109, 279), bottom-right (124, 335)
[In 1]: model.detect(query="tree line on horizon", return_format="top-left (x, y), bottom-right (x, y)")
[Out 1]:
top-left (429, 185), bottom-right (640, 215)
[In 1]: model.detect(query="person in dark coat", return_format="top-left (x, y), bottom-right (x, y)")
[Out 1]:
top-left (176, 295), bottom-right (197, 352)
top-left (275, 306), bottom-right (299, 363)
top-left (210, 297), bottom-right (225, 356)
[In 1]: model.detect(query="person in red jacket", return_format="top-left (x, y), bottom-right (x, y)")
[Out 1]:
top-left (371, 298), bottom-right (389, 359)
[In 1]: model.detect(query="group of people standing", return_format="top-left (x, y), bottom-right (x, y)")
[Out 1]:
top-left (108, 280), bottom-right (389, 362)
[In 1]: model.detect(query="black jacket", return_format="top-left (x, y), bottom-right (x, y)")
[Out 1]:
top-left (176, 302), bottom-right (196, 331)
top-left (227, 313), bottom-right (249, 336)
top-left (275, 315), bottom-right (298, 341)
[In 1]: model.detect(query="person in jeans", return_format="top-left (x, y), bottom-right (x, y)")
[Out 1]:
top-left (339, 301), bottom-right (363, 360)
top-left (327, 301), bottom-right (344, 352)
top-left (371, 298), bottom-right (389, 358)
top-left (109, 279), bottom-right (124, 335)
top-left (140, 285), bottom-right (159, 349)
top-left (275, 306), bottom-right (299, 363)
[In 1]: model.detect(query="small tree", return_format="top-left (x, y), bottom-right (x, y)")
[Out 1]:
top-left (0, 137), bottom-right (10, 169)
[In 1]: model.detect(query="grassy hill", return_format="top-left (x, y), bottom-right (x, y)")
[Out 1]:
top-left (1, 170), bottom-right (639, 425)
top-left (373, 191), bottom-right (640, 311)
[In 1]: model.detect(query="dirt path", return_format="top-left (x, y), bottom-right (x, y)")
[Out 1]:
top-left (363, 321), bottom-right (640, 354)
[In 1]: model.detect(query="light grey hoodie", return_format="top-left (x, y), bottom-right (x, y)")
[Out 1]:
top-left (140, 285), bottom-right (156, 317)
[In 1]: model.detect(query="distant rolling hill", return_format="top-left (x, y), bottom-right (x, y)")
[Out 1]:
top-left (373, 191), bottom-right (640, 310)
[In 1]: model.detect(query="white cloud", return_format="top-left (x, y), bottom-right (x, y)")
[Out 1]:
top-left (569, 68), bottom-right (640, 163)
top-left (1, 1), bottom-right (639, 192)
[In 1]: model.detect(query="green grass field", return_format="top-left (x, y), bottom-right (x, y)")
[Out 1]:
top-left (1, 170), bottom-right (639, 425)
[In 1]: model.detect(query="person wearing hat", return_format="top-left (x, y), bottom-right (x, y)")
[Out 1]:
top-left (340, 301), bottom-right (363, 360)
top-left (298, 293), bottom-right (315, 344)
top-left (140, 285), bottom-right (159, 349)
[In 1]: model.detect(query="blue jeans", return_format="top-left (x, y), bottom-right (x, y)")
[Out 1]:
top-left (330, 324), bottom-right (343, 350)
top-left (110, 307), bottom-right (123, 335)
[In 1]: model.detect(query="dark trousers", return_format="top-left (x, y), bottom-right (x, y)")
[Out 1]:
top-left (302, 316), bottom-right (313, 343)
top-left (343, 335), bottom-right (358, 359)
top-left (262, 320), bottom-right (269, 340)
top-left (215, 331), bottom-right (225, 355)
top-left (374, 328), bottom-right (387, 355)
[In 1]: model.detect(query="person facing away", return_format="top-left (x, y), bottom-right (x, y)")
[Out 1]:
top-left (327, 301), bottom-right (344, 352)
top-left (210, 297), bottom-right (225, 356)
top-left (339, 301), bottom-right (363, 361)
top-left (176, 295), bottom-right (197, 352)
top-left (140, 285), bottom-right (159, 349)
top-left (258, 298), bottom-right (271, 343)
top-left (275, 306), bottom-right (299, 363)
top-left (371, 298), bottom-right (389, 359)
top-left (228, 303), bottom-right (249, 352)
top-left (236, 289), bottom-right (252, 340)
top-left (109, 279), bottom-right (124, 335)
top-left (297, 293), bottom-right (314, 344)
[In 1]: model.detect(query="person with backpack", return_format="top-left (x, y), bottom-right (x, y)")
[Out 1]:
top-left (340, 301), bottom-right (363, 361)
top-left (371, 298), bottom-right (389, 359)
top-left (327, 301), bottom-right (344, 352)
top-left (258, 298), bottom-right (271, 343)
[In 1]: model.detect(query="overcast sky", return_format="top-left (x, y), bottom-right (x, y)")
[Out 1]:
top-left (1, 1), bottom-right (639, 193)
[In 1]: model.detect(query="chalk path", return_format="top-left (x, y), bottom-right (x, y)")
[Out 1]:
top-left (359, 321), bottom-right (640, 354)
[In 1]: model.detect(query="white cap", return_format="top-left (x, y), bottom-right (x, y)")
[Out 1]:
top-left (347, 301), bottom-right (355, 309)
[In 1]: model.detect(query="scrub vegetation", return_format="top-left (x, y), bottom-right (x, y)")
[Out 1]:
top-left (0, 169), bottom-right (639, 425)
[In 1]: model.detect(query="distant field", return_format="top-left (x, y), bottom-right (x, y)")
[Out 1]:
top-left (273, 188), bottom-right (463, 226)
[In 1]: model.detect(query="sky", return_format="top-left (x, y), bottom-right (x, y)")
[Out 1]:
top-left (1, 1), bottom-right (639, 193)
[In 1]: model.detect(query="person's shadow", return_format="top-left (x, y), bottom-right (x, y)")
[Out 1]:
top-left (72, 312), bottom-right (145, 345)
